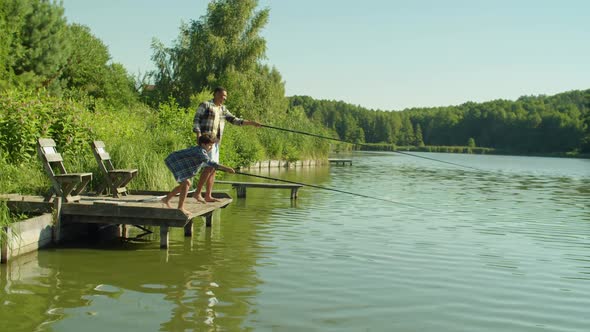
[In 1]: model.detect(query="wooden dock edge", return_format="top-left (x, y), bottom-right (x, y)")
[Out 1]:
top-left (2, 191), bottom-right (234, 261)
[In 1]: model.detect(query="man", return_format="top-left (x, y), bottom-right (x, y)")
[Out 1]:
top-left (192, 86), bottom-right (261, 201)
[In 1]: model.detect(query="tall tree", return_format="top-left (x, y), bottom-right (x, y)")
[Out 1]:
top-left (61, 24), bottom-right (137, 107)
top-left (151, 0), bottom-right (270, 107)
top-left (5, 0), bottom-right (71, 93)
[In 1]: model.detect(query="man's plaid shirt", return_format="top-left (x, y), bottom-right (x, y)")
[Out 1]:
top-left (192, 100), bottom-right (244, 140)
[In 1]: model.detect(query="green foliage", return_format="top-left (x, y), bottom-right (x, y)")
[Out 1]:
top-left (0, 89), bottom-right (92, 164)
top-left (147, 0), bottom-right (272, 108)
top-left (0, 200), bottom-right (10, 239)
top-left (0, 0), bottom-right (70, 93)
top-left (289, 89), bottom-right (590, 154)
top-left (61, 24), bottom-right (138, 109)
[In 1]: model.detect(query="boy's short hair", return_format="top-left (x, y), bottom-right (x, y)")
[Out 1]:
top-left (214, 86), bottom-right (226, 94)
top-left (198, 133), bottom-right (217, 145)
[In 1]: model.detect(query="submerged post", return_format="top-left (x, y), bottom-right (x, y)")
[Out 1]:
top-left (184, 220), bottom-right (193, 236)
top-left (1, 226), bottom-right (11, 263)
top-left (205, 212), bottom-right (213, 227)
top-left (160, 225), bottom-right (169, 248)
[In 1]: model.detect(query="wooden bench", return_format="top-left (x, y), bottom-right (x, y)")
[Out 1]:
top-left (90, 141), bottom-right (138, 198)
top-left (215, 180), bottom-right (303, 199)
top-left (37, 138), bottom-right (92, 203)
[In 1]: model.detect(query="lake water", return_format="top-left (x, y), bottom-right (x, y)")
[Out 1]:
top-left (1, 152), bottom-right (589, 331)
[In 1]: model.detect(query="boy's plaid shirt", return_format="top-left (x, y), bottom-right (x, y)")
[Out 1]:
top-left (192, 100), bottom-right (244, 139)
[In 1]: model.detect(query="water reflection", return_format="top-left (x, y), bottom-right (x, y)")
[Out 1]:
top-left (2, 154), bottom-right (590, 331)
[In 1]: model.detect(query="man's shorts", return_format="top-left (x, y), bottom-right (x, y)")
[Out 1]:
top-left (208, 142), bottom-right (220, 163)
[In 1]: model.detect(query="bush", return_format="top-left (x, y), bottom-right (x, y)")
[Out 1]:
top-left (0, 89), bottom-right (92, 164)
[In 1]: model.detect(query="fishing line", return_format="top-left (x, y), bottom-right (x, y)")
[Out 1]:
top-left (234, 171), bottom-right (437, 212)
top-left (261, 124), bottom-right (480, 171)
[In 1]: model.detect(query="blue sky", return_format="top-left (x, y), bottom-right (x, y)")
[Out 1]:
top-left (62, 0), bottom-right (589, 110)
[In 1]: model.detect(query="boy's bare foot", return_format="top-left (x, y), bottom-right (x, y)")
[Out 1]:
top-left (161, 197), bottom-right (172, 208)
top-left (179, 208), bottom-right (191, 215)
top-left (194, 195), bottom-right (206, 203)
top-left (204, 196), bottom-right (219, 202)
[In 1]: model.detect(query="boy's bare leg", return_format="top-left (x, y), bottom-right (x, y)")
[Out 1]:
top-left (194, 169), bottom-right (209, 203)
top-left (204, 168), bottom-right (219, 202)
top-left (161, 185), bottom-right (181, 208)
top-left (177, 180), bottom-right (191, 214)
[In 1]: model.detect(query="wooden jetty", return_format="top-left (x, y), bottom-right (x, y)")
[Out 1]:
top-left (215, 180), bottom-right (302, 199)
top-left (1, 191), bottom-right (232, 249)
top-left (328, 158), bottom-right (352, 166)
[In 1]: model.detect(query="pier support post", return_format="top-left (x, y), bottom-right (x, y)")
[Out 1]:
top-left (1, 227), bottom-right (11, 263)
top-left (235, 185), bottom-right (246, 198)
top-left (160, 225), bottom-right (169, 248)
top-left (52, 197), bottom-right (63, 244)
top-left (118, 225), bottom-right (129, 238)
top-left (205, 212), bottom-right (213, 227)
top-left (184, 220), bottom-right (193, 236)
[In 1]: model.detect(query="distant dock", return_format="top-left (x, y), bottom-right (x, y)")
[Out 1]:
top-left (216, 180), bottom-right (302, 199)
top-left (328, 158), bottom-right (352, 166)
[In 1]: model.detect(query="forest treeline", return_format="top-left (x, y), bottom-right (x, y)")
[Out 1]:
top-left (289, 90), bottom-right (590, 154)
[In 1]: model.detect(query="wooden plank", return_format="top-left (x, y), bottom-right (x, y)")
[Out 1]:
top-left (92, 140), bottom-right (106, 148)
top-left (44, 153), bottom-right (64, 162)
top-left (109, 169), bottom-right (138, 174)
top-left (129, 190), bottom-right (231, 199)
top-left (64, 215), bottom-right (188, 228)
top-left (38, 138), bottom-right (56, 147)
top-left (216, 181), bottom-right (302, 189)
top-left (3, 199), bottom-right (53, 214)
top-left (61, 203), bottom-right (189, 221)
top-left (61, 197), bottom-right (230, 220)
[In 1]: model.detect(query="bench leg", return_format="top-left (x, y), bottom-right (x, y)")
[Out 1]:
top-left (61, 182), bottom-right (77, 202)
top-left (72, 176), bottom-right (92, 196)
top-left (119, 173), bottom-right (137, 196)
top-left (95, 182), bottom-right (108, 196)
top-left (43, 188), bottom-right (55, 202)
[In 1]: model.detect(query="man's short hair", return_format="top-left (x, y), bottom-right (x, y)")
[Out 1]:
top-left (198, 133), bottom-right (218, 145)
top-left (214, 86), bottom-right (226, 94)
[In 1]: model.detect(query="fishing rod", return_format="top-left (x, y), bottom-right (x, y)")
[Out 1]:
top-left (234, 171), bottom-right (437, 212)
top-left (261, 124), bottom-right (479, 171)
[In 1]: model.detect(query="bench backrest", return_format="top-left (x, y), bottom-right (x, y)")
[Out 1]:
top-left (91, 141), bottom-right (115, 173)
top-left (37, 138), bottom-right (68, 177)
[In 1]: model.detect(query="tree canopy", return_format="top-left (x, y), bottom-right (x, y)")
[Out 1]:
top-left (289, 90), bottom-right (590, 154)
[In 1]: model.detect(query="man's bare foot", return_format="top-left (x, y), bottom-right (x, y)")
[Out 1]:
top-left (204, 196), bottom-right (219, 202)
top-left (161, 197), bottom-right (172, 208)
top-left (194, 195), bottom-right (206, 203)
top-left (179, 208), bottom-right (191, 215)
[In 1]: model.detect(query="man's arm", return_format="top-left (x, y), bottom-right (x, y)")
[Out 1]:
top-left (223, 108), bottom-right (261, 127)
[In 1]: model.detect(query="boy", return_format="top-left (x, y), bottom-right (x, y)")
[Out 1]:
top-left (162, 133), bottom-right (235, 214)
